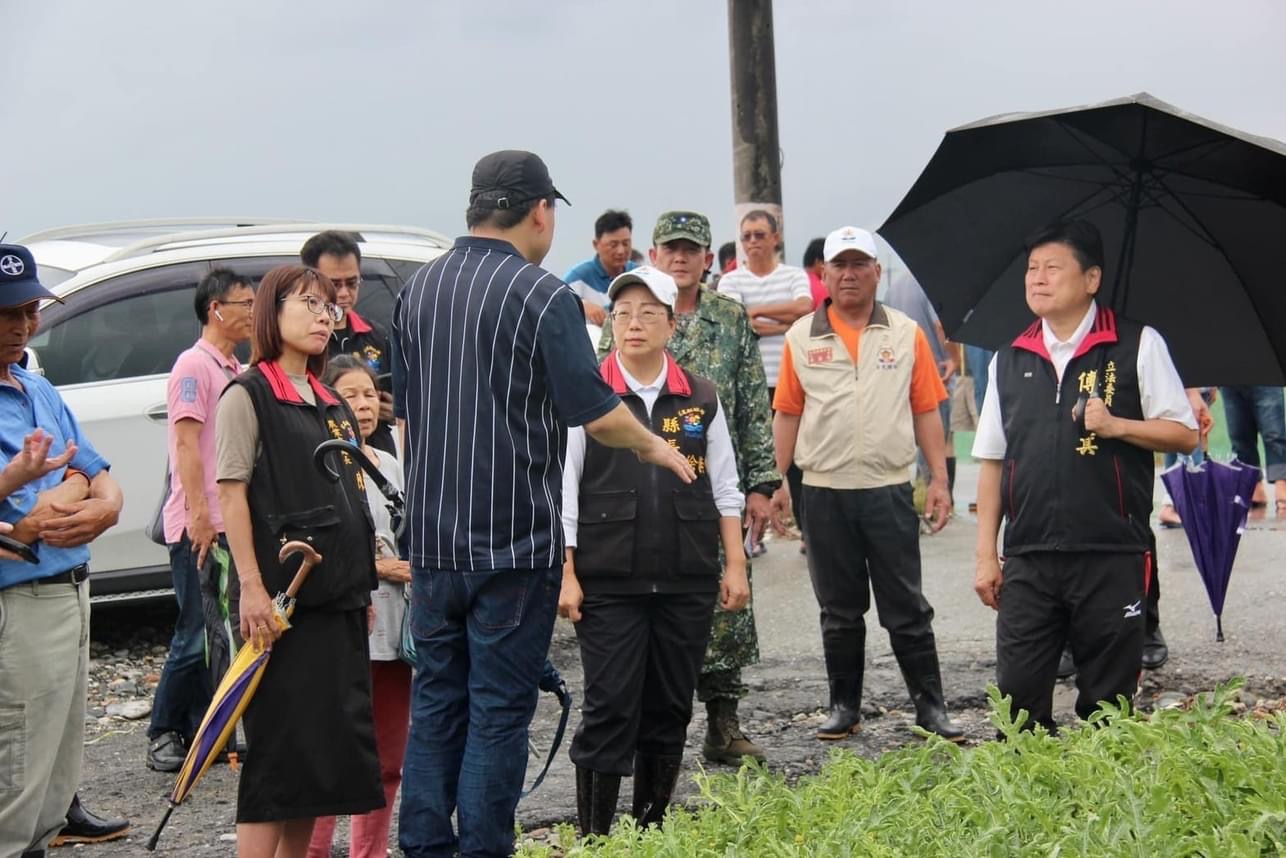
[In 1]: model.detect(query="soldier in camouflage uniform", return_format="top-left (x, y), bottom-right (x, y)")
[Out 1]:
top-left (599, 211), bottom-right (780, 764)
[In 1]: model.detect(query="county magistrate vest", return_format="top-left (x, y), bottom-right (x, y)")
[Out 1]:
top-left (996, 308), bottom-right (1153, 555)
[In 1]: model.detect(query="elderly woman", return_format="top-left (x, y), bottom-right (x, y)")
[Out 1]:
top-left (307, 355), bottom-right (411, 858)
top-left (215, 266), bottom-right (381, 858)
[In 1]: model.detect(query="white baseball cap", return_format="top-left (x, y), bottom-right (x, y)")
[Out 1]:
top-left (823, 226), bottom-right (879, 262)
top-left (607, 266), bottom-right (678, 309)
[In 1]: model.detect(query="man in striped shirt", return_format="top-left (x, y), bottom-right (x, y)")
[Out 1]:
top-left (717, 210), bottom-right (814, 389)
top-left (391, 150), bottom-right (693, 858)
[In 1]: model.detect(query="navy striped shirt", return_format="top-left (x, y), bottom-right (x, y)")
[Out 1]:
top-left (391, 236), bottom-right (619, 571)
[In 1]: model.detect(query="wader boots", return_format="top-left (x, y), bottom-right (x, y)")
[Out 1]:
top-left (575, 766), bottom-right (621, 837)
top-left (894, 647), bottom-right (964, 742)
top-left (631, 753), bottom-right (683, 827)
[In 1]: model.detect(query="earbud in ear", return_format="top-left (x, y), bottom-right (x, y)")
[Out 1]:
top-left (214, 310), bottom-right (225, 321)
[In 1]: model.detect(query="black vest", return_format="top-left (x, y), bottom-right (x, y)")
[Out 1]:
top-left (574, 358), bottom-right (722, 594)
top-left (232, 363), bottom-right (377, 610)
top-left (997, 308), bottom-right (1154, 554)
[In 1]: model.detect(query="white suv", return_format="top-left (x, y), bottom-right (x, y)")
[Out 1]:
top-left (19, 219), bottom-right (451, 604)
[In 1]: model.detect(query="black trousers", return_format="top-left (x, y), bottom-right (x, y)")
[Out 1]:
top-left (997, 551), bottom-right (1149, 732)
top-left (800, 484), bottom-right (937, 681)
top-left (570, 590), bottom-right (717, 775)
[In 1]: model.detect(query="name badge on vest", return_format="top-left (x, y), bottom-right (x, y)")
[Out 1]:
top-left (807, 346), bottom-right (833, 366)
top-left (876, 346), bottom-right (898, 370)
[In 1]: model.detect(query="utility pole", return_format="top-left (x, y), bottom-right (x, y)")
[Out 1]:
top-left (727, 0), bottom-right (783, 264)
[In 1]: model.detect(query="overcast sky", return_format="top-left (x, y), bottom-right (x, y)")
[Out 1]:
top-left (4, 0), bottom-right (1283, 276)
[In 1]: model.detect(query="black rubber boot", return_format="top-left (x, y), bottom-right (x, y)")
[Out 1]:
top-left (631, 753), bottom-right (684, 827)
top-left (816, 672), bottom-right (863, 740)
top-left (894, 646), bottom-right (965, 743)
top-left (575, 766), bottom-right (621, 837)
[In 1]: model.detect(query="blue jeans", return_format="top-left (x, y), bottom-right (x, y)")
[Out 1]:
top-left (399, 566), bottom-right (560, 858)
top-left (148, 535), bottom-right (214, 740)
top-left (964, 345), bottom-right (994, 415)
top-left (1220, 386), bottom-right (1286, 483)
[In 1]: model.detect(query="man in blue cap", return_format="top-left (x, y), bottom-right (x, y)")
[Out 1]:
top-left (0, 244), bottom-right (128, 856)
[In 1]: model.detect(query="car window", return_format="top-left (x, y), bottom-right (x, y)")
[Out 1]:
top-left (388, 258), bottom-right (430, 286)
top-left (28, 255), bottom-right (407, 387)
top-left (30, 263), bottom-right (207, 386)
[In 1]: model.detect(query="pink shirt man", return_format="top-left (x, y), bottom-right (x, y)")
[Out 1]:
top-left (161, 339), bottom-right (240, 543)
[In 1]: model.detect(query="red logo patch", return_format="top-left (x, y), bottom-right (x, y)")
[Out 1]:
top-left (806, 347), bottom-right (833, 365)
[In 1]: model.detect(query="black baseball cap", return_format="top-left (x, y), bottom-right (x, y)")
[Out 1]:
top-left (0, 244), bottom-right (62, 309)
top-left (469, 150), bottom-right (570, 210)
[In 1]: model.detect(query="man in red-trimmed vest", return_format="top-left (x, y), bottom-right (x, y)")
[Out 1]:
top-left (302, 230), bottom-right (397, 455)
top-left (973, 220), bottom-right (1198, 733)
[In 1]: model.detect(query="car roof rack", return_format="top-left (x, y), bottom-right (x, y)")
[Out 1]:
top-left (19, 217), bottom-right (308, 244)
top-left (96, 222), bottom-right (454, 263)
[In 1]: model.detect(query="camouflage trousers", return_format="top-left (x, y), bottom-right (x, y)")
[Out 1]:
top-left (696, 564), bottom-right (760, 702)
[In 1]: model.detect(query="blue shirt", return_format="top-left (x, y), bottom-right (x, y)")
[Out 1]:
top-left (563, 255), bottom-right (637, 298)
top-left (392, 236), bottom-right (619, 571)
top-left (0, 365), bottom-right (110, 588)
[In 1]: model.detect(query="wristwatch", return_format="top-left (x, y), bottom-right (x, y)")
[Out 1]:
top-left (749, 482), bottom-right (781, 498)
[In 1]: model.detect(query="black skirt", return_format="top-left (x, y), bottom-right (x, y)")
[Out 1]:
top-left (236, 606), bottom-right (383, 822)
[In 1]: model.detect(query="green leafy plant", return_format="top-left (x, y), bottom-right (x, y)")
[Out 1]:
top-left (519, 680), bottom-right (1285, 857)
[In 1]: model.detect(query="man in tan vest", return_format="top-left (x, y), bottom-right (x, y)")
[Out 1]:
top-left (771, 226), bottom-right (963, 742)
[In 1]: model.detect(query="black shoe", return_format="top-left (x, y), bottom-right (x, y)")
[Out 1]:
top-left (575, 766), bottom-right (621, 837)
top-left (1142, 627), bottom-right (1169, 670)
top-left (1056, 645), bottom-right (1076, 680)
top-left (894, 646), bottom-right (965, 743)
top-left (147, 730), bottom-right (187, 773)
top-left (50, 793), bottom-right (130, 846)
top-left (631, 753), bottom-right (683, 827)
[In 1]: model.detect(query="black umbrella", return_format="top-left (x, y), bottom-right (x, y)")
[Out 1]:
top-left (880, 92), bottom-right (1286, 387)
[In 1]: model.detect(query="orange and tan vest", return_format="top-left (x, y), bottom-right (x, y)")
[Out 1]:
top-left (783, 302), bottom-right (921, 490)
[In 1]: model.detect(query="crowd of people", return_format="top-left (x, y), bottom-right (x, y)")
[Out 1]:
top-left (1, 146), bottom-right (1284, 857)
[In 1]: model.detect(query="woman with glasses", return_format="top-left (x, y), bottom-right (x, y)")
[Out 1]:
top-left (215, 265), bottom-right (382, 858)
top-left (558, 267), bottom-right (748, 835)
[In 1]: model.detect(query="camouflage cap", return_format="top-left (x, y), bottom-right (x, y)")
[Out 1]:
top-left (652, 211), bottom-right (711, 248)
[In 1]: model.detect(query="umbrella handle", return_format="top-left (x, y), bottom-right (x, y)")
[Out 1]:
top-left (279, 541), bottom-right (323, 599)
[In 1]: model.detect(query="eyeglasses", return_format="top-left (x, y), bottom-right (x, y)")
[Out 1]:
top-left (220, 299), bottom-right (255, 311)
top-left (329, 276), bottom-right (362, 291)
top-left (279, 294), bottom-right (343, 322)
top-left (741, 231), bottom-right (770, 242)
top-left (610, 308), bottom-right (667, 326)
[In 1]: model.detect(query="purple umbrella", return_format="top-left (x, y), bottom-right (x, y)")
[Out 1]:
top-left (1161, 458), bottom-right (1262, 641)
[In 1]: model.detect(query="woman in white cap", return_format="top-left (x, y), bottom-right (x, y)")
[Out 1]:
top-left (558, 266), bottom-right (748, 835)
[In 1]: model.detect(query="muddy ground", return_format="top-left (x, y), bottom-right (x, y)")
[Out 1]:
top-left (71, 465), bottom-right (1286, 855)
